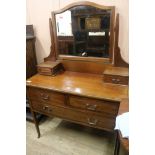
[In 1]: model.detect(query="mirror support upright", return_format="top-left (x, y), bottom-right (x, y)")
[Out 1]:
top-left (113, 14), bottom-right (129, 67)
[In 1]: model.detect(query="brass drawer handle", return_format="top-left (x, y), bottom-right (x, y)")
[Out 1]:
top-left (43, 105), bottom-right (48, 110)
top-left (43, 96), bottom-right (49, 100)
top-left (42, 106), bottom-right (52, 112)
top-left (86, 104), bottom-right (97, 111)
top-left (112, 78), bottom-right (116, 82)
top-left (112, 78), bottom-right (120, 83)
top-left (87, 118), bottom-right (98, 125)
top-left (116, 79), bottom-right (120, 82)
top-left (41, 93), bottom-right (49, 100)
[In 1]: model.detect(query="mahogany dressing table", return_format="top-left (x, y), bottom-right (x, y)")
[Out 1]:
top-left (26, 2), bottom-right (129, 148)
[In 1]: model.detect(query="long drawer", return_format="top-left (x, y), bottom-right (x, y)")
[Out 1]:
top-left (31, 100), bottom-right (115, 131)
top-left (28, 87), bottom-right (65, 106)
top-left (69, 95), bottom-right (119, 117)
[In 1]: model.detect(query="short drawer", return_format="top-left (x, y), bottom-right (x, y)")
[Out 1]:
top-left (69, 95), bottom-right (119, 117)
top-left (28, 87), bottom-right (65, 106)
top-left (103, 74), bottom-right (128, 85)
top-left (30, 100), bottom-right (53, 115)
top-left (37, 67), bottom-right (52, 76)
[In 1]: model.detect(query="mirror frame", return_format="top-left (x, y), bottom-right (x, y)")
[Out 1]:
top-left (49, 1), bottom-right (115, 63)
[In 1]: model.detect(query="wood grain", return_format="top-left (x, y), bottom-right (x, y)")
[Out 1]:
top-left (103, 66), bottom-right (129, 85)
top-left (104, 67), bottom-right (129, 76)
top-left (113, 14), bottom-right (129, 67)
top-left (61, 59), bottom-right (111, 74)
top-left (27, 71), bottom-right (128, 102)
top-left (103, 75), bottom-right (129, 85)
top-left (28, 87), bottom-right (65, 106)
top-left (69, 95), bottom-right (119, 116)
top-left (30, 100), bottom-right (115, 131)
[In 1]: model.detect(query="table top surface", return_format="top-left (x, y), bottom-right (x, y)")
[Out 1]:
top-left (26, 71), bottom-right (128, 102)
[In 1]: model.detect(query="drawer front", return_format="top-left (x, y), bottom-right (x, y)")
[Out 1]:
top-left (31, 101), bottom-right (115, 131)
top-left (69, 96), bottom-right (119, 116)
top-left (104, 74), bottom-right (128, 85)
top-left (37, 67), bottom-right (52, 76)
top-left (28, 87), bottom-right (65, 106)
top-left (30, 100), bottom-right (53, 115)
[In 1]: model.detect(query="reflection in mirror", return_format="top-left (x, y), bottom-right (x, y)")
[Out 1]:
top-left (56, 6), bottom-right (112, 58)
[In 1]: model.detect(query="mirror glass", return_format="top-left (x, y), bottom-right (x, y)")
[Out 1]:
top-left (56, 6), bottom-right (112, 58)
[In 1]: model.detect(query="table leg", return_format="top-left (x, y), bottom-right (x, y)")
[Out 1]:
top-left (114, 130), bottom-right (120, 155)
top-left (31, 111), bottom-right (41, 138)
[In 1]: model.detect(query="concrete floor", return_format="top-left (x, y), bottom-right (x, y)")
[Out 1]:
top-left (26, 117), bottom-right (115, 155)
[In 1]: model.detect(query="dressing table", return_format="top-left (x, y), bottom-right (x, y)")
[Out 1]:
top-left (26, 1), bottom-right (129, 148)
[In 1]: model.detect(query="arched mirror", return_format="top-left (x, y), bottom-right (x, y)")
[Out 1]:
top-left (51, 2), bottom-right (115, 63)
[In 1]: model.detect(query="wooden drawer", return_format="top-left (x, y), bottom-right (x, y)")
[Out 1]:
top-left (28, 87), bottom-right (65, 106)
top-left (30, 100), bottom-right (53, 115)
top-left (64, 108), bottom-right (115, 131)
top-left (37, 67), bottom-right (52, 76)
top-left (69, 95), bottom-right (119, 117)
top-left (31, 101), bottom-right (115, 131)
top-left (103, 74), bottom-right (128, 85)
top-left (37, 61), bottom-right (64, 76)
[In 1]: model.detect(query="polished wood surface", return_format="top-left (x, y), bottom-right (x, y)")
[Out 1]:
top-left (27, 71), bottom-right (128, 102)
top-left (27, 83), bottom-right (118, 132)
top-left (30, 100), bottom-right (115, 131)
top-left (37, 61), bottom-right (64, 76)
top-left (104, 67), bottom-right (129, 76)
top-left (37, 61), bottom-right (60, 68)
top-left (69, 95), bottom-right (119, 116)
top-left (61, 59), bottom-right (111, 74)
top-left (59, 56), bottom-right (110, 63)
top-left (103, 66), bottom-right (129, 85)
top-left (44, 18), bottom-right (56, 61)
top-left (113, 14), bottom-right (129, 67)
top-left (118, 98), bottom-right (129, 115)
top-left (53, 1), bottom-right (115, 14)
top-left (103, 75), bottom-right (129, 85)
top-left (28, 87), bottom-right (65, 106)
top-left (27, 71), bottom-right (128, 136)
